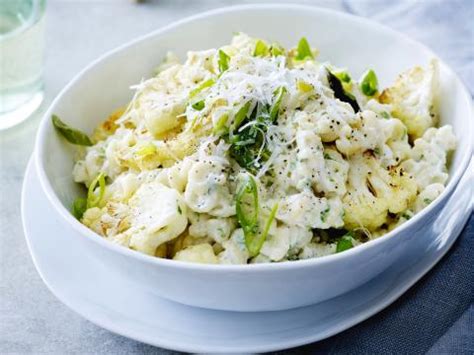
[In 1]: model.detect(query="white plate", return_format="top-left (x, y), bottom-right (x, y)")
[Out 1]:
top-left (22, 157), bottom-right (472, 353)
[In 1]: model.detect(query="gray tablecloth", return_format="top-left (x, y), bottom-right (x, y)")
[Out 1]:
top-left (0, 0), bottom-right (472, 353)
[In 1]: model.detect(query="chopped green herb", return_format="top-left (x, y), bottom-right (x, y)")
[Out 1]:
top-left (218, 49), bottom-right (230, 73)
top-left (360, 69), bottom-right (378, 96)
top-left (269, 86), bottom-right (287, 122)
top-left (189, 78), bottom-right (215, 98)
top-left (424, 198), bottom-right (433, 205)
top-left (177, 205), bottom-right (182, 214)
top-left (295, 37), bottom-right (313, 61)
top-left (87, 172), bottom-right (106, 208)
top-left (380, 111), bottom-right (390, 119)
top-left (297, 80), bottom-right (313, 93)
top-left (52, 115), bottom-right (93, 146)
top-left (324, 153), bottom-right (332, 160)
top-left (373, 147), bottom-right (381, 155)
top-left (320, 207), bottom-right (330, 223)
top-left (72, 197), bottom-right (87, 220)
top-left (191, 100), bottom-right (205, 111)
top-left (227, 102), bottom-right (271, 173)
top-left (336, 234), bottom-right (354, 253)
top-left (253, 39), bottom-right (269, 57)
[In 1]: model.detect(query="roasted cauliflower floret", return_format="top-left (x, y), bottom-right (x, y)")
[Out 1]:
top-left (127, 182), bottom-right (188, 255)
top-left (277, 190), bottom-right (344, 229)
top-left (184, 158), bottom-right (235, 217)
top-left (400, 125), bottom-right (456, 189)
top-left (379, 60), bottom-right (439, 139)
top-left (343, 154), bottom-right (417, 231)
top-left (218, 228), bottom-right (250, 264)
top-left (412, 183), bottom-right (445, 212)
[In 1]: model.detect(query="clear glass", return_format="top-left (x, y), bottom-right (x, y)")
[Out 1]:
top-left (0, 0), bottom-right (46, 130)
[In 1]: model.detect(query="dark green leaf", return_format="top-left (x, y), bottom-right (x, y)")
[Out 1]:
top-left (52, 115), bottom-right (93, 146)
top-left (327, 70), bottom-right (360, 112)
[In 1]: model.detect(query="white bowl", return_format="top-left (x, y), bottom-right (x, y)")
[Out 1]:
top-left (35, 4), bottom-right (473, 312)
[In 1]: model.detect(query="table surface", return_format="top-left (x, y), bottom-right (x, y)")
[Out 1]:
top-left (1, 0), bottom-right (472, 353)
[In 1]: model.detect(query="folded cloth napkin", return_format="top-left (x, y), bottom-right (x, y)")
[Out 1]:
top-left (278, 214), bottom-right (473, 354)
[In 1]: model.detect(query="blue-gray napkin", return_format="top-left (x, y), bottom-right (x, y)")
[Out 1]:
top-left (278, 214), bottom-right (474, 354)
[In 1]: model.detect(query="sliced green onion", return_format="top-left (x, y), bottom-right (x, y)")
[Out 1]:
top-left (52, 115), bottom-right (93, 146)
top-left (270, 43), bottom-right (285, 57)
top-left (360, 69), bottom-right (378, 96)
top-left (269, 86), bottom-right (287, 122)
top-left (87, 172), bottom-right (106, 208)
top-left (213, 113), bottom-right (229, 135)
top-left (231, 101), bottom-right (251, 132)
top-left (247, 203), bottom-right (278, 257)
top-left (295, 37), bottom-right (313, 61)
top-left (236, 174), bottom-right (259, 233)
top-left (333, 70), bottom-right (351, 83)
top-left (218, 49), bottom-right (230, 73)
top-left (189, 78), bottom-right (215, 98)
top-left (72, 197), bottom-right (87, 220)
top-left (191, 100), bottom-right (205, 111)
top-left (297, 80), bottom-right (313, 93)
top-left (253, 39), bottom-right (269, 57)
top-left (336, 234), bottom-right (354, 253)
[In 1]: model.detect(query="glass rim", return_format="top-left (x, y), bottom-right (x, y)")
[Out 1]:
top-left (0, 0), bottom-right (46, 41)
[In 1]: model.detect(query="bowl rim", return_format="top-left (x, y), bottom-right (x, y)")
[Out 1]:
top-left (35, 3), bottom-right (474, 272)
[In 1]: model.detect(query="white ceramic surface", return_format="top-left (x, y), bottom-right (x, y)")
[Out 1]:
top-left (34, 4), bottom-right (473, 311)
top-left (22, 157), bottom-right (473, 353)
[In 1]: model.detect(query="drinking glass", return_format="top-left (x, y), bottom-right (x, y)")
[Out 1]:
top-left (0, 0), bottom-right (46, 130)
